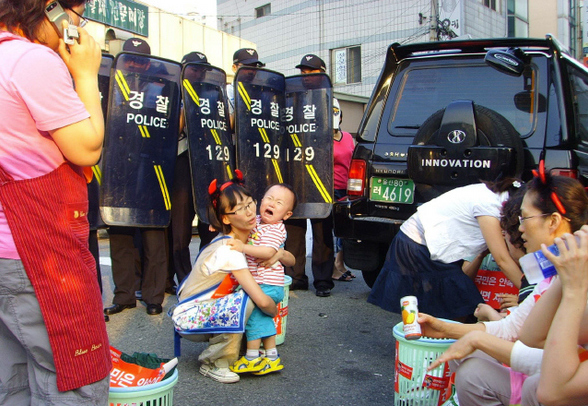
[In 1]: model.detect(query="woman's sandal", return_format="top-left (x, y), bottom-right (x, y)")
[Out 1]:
top-left (342, 270), bottom-right (356, 279)
top-left (332, 271), bottom-right (353, 282)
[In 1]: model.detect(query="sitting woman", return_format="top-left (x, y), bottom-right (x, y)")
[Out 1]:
top-left (528, 227), bottom-right (588, 405)
top-left (173, 176), bottom-right (292, 384)
top-left (368, 178), bottom-right (524, 319)
top-left (423, 170), bottom-right (588, 405)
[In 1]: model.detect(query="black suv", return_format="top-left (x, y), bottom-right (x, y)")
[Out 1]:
top-left (334, 35), bottom-right (588, 287)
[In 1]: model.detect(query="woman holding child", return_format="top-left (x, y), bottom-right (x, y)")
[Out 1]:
top-left (173, 176), bottom-right (293, 384)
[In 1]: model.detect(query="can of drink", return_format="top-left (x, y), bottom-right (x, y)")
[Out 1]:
top-left (400, 295), bottom-right (422, 340)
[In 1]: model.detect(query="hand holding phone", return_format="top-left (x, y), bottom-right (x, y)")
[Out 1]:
top-left (44, 1), bottom-right (79, 45)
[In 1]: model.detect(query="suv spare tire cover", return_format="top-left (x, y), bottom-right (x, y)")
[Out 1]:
top-left (408, 104), bottom-right (523, 199)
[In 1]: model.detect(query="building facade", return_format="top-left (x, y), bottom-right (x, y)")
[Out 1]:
top-left (83, 0), bottom-right (254, 73)
top-left (217, 0), bottom-right (509, 99)
top-left (527, 0), bottom-right (581, 58)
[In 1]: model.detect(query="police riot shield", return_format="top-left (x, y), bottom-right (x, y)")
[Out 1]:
top-left (88, 53), bottom-right (113, 230)
top-left (182, 63), bottom-right (234, 222)
top-left (283, 73), bottom-right (333, 219)
top-left (100, 53), bottom-right (182, 227)
top-left (234, 67), bottom-right (286, 203)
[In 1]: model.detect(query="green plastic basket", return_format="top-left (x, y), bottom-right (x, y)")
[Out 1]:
top-left (109, 369), bottom-right (178, 406)
top-left (393, 321), bottom-right (455, 406)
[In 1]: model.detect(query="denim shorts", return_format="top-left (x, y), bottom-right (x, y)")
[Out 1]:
top-left (245, 284), bottom-right (284, 341)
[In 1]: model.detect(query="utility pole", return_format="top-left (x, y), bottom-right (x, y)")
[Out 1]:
top-left (430, 0), bottom-right (438, 41)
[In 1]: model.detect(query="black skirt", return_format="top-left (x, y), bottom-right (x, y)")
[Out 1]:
top-left (367, 230), bottom-right (483, 319)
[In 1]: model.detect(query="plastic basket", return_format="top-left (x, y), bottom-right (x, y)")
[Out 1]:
top-left (393, 321), bottom-right (455, 406)
top-left (275, 275), bottom-right (292, 345)
top-left (109, 369), bottom-right (178, 406)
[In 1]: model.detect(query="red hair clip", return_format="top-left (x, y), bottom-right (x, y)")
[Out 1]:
top-left (208, 179), bottom-right (219, 196)
top-left (531, 159), bottom-right (546, 183)
top-left (532, 159), bottom-right (566, 215)
top-left (208, 169), bottom-right (245, 208)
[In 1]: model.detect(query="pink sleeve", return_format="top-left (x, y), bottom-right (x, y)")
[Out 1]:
top-left (10, 47), bottom-right (89, 132)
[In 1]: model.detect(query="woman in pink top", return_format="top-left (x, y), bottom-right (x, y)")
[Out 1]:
top-left (0, 1), bottom-right (109, 404)
top-left (332, 99), bottom-right (356, 281)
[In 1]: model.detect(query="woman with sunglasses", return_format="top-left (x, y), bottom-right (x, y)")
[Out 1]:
top-left (173, 175), bottom-right (293, 384)
top-left (422, 171), bottom-right (588, 406)
top-left (0, 0), bottom-right (107, 404)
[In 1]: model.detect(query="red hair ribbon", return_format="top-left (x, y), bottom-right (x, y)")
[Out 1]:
top-left (531, 159), bottom-right (546, 183)
top-left (207, 169), bottom-right (245, 208)
top-left (532, 159), bottom-right (566, 215)
top-left (551, 191), bottom-right (566, 214)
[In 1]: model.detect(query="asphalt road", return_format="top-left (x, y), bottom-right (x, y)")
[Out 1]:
top-left (100, 231), bottom-right (402, 406)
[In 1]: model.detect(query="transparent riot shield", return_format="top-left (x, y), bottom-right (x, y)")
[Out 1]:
top-left (88, 53), bottom-right (113, 230)
top-left (234, 67), bottom-right (286, 203)
top-left (284, 73), bottom-right (333, 219)
top-left (182, 63), bottom-right (234, 222)
top-left (100, 53), bottom-right (181, 227)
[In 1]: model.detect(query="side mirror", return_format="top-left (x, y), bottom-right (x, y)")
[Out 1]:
top-left (485, 48), bottom-right (526, 77)
top-left (514, 91), bottom-right (547, 113)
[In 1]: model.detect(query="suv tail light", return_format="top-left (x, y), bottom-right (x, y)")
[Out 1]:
top-left (550, 168), bottom-right (577, 178)
top-left (347, 159), bottom-right (366, 196)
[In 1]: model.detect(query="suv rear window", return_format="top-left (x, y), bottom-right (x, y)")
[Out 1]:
top-left (388, 60), bottom-right (541, 138)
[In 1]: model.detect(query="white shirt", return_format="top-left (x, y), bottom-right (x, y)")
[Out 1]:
top-left (402, 183), bottom-right (508, 263)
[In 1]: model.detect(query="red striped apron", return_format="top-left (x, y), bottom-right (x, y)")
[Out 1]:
top-left (0, 162), bottom-right (111, 392)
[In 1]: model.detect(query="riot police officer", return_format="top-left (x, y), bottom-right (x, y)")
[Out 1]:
top-left (104, 38), bottom-right (168, 316)
top-left (285, 54), bottom-right (335, 297)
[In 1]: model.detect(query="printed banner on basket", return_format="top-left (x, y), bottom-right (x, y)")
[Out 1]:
top-left (273, 304), bottom-right (288, 335)
top-left (110, 347), bottom-right (177, 388)
top-left (421, 373), bottom-right (449, 391)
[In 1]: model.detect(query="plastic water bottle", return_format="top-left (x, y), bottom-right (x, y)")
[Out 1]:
top-left (519, 236), bottom-right (580, 284)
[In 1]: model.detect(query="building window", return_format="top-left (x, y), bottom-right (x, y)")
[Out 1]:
top-left (568, 0), bottom-right (577, 57)
top-left (483, 0), bottom-right (497, 10)
top-left (331, 46), bottom-right (361, 85)
top-left (255, 4), bottom-right (271, 18)
top-left (567, 62), bottom-right (588, 143)
top-left (507, 0), bottom-right (528, 37)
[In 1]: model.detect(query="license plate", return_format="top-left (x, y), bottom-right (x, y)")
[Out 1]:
top-left (370, 177), bottom-right (414, 204)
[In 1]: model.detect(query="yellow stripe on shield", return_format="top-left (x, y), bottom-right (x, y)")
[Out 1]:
top-left (306, 164), bottom-right (332, 203)
top-left (115, 70), bottom-right (130, 101)
top-left (258, 127), bottom-right (270, 144)
top-left (154, 164), bottom-right (171, 210)
top-left (138, 125), bottom-right (150, 138)
top-left (183, 79), bottom-right (200, 106)
top-left (211, 129), bottom-right (222, 145)
top-left (238, 82), bottom-right (251, 110)
top-left (290, 133), bottom-right (302, 147)
top-left (272, 159), bottom-right (283, 183)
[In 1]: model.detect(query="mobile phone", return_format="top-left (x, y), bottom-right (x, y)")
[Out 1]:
top-left (44, 1), bottom-right (79, 45)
